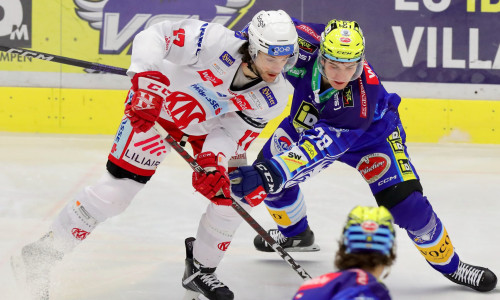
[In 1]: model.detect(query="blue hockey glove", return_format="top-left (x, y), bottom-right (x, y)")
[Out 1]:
top-left (229, 160), bottom-right (283, 207)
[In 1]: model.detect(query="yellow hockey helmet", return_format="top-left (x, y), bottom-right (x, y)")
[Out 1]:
top-left (318, 19), bottom-right (366, 80)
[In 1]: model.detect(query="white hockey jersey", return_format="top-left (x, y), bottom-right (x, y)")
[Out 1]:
top-left (127, 19), bottom-right (290, 161)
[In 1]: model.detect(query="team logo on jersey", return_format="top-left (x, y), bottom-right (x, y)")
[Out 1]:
top-left (73, 0), bottom-right (253, 55)
top-left (356, 153), bottom-right (391, 184)
top-left (272, 128), bottom-right (293, 155)
top-left (259, 87), bottom-right (277, 107)
top-left (165, 91), bottom-right (207, 129)
top-left (0, 0), bottom-right (32, 48)
top-left (197, 69), bottom-right (223, 87)
top-left (297, 37), bottom-right (318, 54)
top-left (219, 51), bottom-right (235, 67)
top-left (342, 86), bottom-right (354, 108)
top-left (293, 101), bottom-right (319, 132)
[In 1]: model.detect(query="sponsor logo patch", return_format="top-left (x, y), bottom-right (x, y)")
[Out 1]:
top-left (268, 44), bottom-right (295, 56)
top-left (71, 228), bottom-right (90, 241)
top-left (363, 61), bottom-right (380, 85)
top-left (297, 37), bottom-right (318, 54)
top-left (301, 140), bottom-right (317, 160)
top-left (342, 85), bottom-right (354, 108)
top-left (259, 87), bottom-right (277, 107)
top-left (266, 208), bottom-right (292, 226)
top-left (230, 94), bottom-right (252, 110)
top-left (293, 101), bottom-right (319, 132)
top-left (296, 24), bottom-right (321, 41)
top-left (280, 149), bottom-right (308, 172)
top-left (217, 241), bottom-right (231, 251)
top-left (219, 51), bottom-right (235, 67)
top-left (287, 67), bottom-right (307, 78)
top-left (386, 128), bottom-right (417, 182)
top-left (197, 69), bottom-right (223, 87)
top-left (361, 221), bottom-right (378, 233)
top-left (356, 153), bottom-right (391, 184)
top-left (358, 78), bottom-right (367, 118)
top-left (415, 227), bottom-right (455, 265)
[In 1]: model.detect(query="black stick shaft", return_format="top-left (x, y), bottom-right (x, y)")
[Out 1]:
top-left (0, 45), bottom-right (128, 76)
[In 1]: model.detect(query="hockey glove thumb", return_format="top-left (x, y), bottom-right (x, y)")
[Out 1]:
top-left (125, 71), bottom-right (170, 133)
top-left (229, 160), bottom-right (283, 207)
top-left (192, 152), bottom-right (232, 206)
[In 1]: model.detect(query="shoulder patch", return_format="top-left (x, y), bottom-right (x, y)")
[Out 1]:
top-left (296, 24), bottom-right (321, 42)
top-left (297, 37), bottom-right (318, 54)
top-left (363, 61), bottom-right (380, 85)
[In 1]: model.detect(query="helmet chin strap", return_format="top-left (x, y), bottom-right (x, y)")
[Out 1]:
top-left (246, 61), bottom-right (261, 79)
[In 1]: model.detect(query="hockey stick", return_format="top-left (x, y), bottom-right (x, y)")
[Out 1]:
top-left (154, 125), bottom-right (312, 281)
top-left (0, 45), bottom-right (128, 76)
top-left (0, 45), bottom-right (312, 280)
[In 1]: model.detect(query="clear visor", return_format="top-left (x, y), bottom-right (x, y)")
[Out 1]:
top-left (317, 53), bottom-right (364, 81)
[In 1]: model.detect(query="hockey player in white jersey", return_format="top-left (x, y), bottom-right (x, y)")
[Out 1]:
top-left (11, 10), bottom-right (298, 300)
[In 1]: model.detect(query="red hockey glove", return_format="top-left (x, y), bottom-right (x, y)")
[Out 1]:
top-left (125, 71), bottom-right (170, 133)
top-left (192, 152), bottom-right (232, 206)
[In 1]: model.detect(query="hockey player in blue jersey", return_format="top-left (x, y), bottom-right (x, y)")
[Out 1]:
top-left (292, 206), bottom-right (395, 300)
top-left (230, 19), bottom-right (497, 292)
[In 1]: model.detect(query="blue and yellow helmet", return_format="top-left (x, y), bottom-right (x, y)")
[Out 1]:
top-left (342, 206), bottom-right (395, 256)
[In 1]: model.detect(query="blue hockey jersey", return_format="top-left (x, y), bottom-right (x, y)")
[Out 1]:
top-left (292, 269), bottom-right (391, 300)
top-left (268, 19), bottom-right (403, 190)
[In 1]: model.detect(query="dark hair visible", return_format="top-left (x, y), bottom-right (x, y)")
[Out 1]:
top-left (334, 241), bottom-right (396, 271)
top-left (238, 42), bottom-right (252, 64)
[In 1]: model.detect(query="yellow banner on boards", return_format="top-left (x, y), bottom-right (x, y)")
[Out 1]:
top-left (0, 0), bottom-right (131, 74)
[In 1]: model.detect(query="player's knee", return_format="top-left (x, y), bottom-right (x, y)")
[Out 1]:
top-left (375, 180), bottom-right (433, 231)
top-left (106, 160), bottom-right (152, 183)
top-left (76, 172), bottom-right (144, 221)
top-left (375, 179), bottom-right (422, 209)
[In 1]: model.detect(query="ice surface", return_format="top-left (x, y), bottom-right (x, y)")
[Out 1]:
top-left (1, 133), bottom-right (499, 299)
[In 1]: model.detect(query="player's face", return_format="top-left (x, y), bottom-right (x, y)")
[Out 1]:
top-left (323, 60), bottom-right (359, 90)
top-left (254, 52), bottom-right (289, 83)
